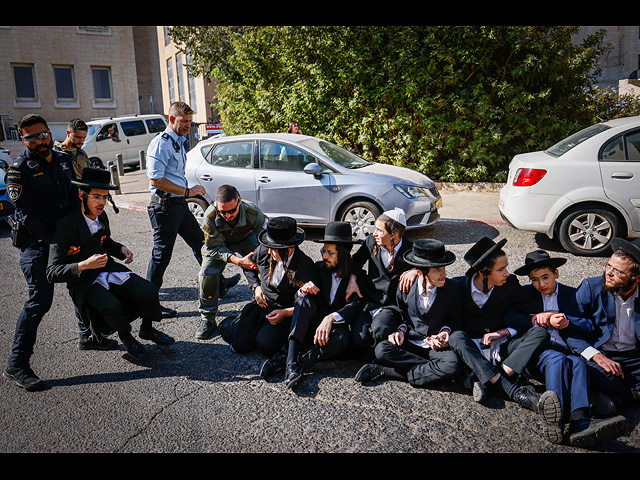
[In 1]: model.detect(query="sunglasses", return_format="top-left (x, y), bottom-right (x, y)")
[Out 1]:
top-left (218, 201), bottom-right (239, 216)
top-left (22, 129), bottom-right (50, 143)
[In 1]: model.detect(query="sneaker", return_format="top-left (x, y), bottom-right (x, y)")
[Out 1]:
top-left (3, 365), bottom-right (44, 391)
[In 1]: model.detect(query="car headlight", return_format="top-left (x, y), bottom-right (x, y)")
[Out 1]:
top-left (394, 184), bottom-right (431, 199)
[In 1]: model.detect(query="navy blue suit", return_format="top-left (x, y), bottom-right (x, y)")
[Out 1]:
top-left (565, 276), bottom-right (640, 401)
top-left (506, 282), bottom-right (588, 421)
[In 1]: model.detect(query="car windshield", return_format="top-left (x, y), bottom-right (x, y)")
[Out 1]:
top-left (545, 124), bottom-right (610, 157)
top-left (298, 138), bottom-right (371, 168)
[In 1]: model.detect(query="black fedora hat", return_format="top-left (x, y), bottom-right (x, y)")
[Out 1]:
top-left (312, 221), bottom-right (363, 245)
top-left (404, 238), bottom-right (455, 268)
top-left (258, 216), bottom-right (306, 249)
top-left (513, 249), bottom-right (567, 276)
top-left (464, 236), bottom-right (507, 276)
top-left (72, 167), bottom-right (118, 190)
top-left (610, 237), bottom-right (640, 264)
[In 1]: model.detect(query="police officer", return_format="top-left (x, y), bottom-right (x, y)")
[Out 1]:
top-left (146, 101), bottom-right (205, 318)
top-left (3, 114), bottom-right (81, 391)
top-left (197, 184), bottom-right (268, 339)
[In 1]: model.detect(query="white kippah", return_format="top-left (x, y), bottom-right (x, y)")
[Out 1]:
top-left (382, 207), bottom-right (406, 226)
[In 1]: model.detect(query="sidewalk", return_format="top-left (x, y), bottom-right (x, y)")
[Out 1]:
top-left (111, 167), bottom-right (505, 224)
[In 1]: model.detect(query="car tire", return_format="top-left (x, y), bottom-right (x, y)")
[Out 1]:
top-left (339, 200), bottom-right (381, 241)
top-left (186, 196), bottom-right (209, 226)
top-left (88, 158), bottom-right (104, 169)
top-left (557, 207), bottom-right (620, 256)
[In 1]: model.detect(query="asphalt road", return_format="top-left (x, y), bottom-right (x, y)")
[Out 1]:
top-left (1, 184), bottom-right (639, 453)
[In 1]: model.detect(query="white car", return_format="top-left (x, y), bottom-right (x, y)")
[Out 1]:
top-left (499, 115), bottom-right (640, 256)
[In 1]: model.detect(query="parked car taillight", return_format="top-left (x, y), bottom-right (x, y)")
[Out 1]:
top-left (513, 168), bottom-right (547, 186)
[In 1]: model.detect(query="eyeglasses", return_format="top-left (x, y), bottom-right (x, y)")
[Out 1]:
top-left (218, 201), bottom-right (239, 216)
top-left (605, 263), bottom-right (631, 278)
top-left (87, 193), bottom-right (109, 202)
top-left (320, 248), bottom-right (337, 257)
top-left (22, 129), bottom-right (50, 143)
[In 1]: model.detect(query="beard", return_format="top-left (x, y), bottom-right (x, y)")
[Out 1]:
top-left (602, 272), bottom-right (637, 296)
top-left (29, 138), bottom-right (53, 159)
top-left (321, 260), bottom-right (337, 273)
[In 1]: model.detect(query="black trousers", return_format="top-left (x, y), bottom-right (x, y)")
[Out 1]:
top-left (449, 326), bottom-right (549, 385)
top-left (588, 348), bottom-right (640, 404)
top-left (84, 273), bottom-right (162, 336)
top-left (289, 294), bottom-right (350, 366)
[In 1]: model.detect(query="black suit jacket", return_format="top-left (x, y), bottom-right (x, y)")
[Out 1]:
top-left (452, 273), bottom-right (532, 338)
top-left (395, 277), bottom-right (462, 341)
top-left (46, 209), bottom-right (129, 314)
top-left (310, 261), bottom-right (362, 324)
top-left (351, 234), bottom-right (414, 310)
top-left (245, 244), bottom-right (317, 308)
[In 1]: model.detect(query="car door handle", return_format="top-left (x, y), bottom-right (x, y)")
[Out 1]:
top-left (611, 172), bottom-right (633, 179)
top-left (258, 176), bottom-right (271, 183)
top-left (200, 174), bottom-right (213, 181)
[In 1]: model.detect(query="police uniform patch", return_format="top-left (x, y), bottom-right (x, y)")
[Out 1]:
top-left (6, 184), bottom-right (22, 203)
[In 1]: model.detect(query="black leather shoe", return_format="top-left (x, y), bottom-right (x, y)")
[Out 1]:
top-left (568, 415), bottom-right (628, 448)
top-left (512, 385), bottom-right (542, 413)
top-left (220, 274), bottom-right (241, 298)
top-left (539, 390), bottom-right (564, 444)
top-left (139, 327), bottom-right (175, 346)
top-left (160, 306), bottom-right (177, 318)
top-left (354, 363), bottom-right (384, 383)
top-left (590, 390), bottom-right (618, 417)
top-left (285, 363), bottom-right (303, 389)
top-left (119, 333), bottom-right (146, 361)
top-left (195, 320), bottom-right (217, 340)
top-left (260, 352), bottom-right (286, 378)
top-left (3, 365), bottom-right (44, 391)
top-left (78, 335), bottom-right (119, 351)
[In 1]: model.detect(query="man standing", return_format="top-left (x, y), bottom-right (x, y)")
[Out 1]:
top-left (146, 101), bottom-right (205, 318)
top-left (3, 114), bottom-right (80, 391)
top-left (196, 184), bottom-right (266, 339)
top-left (53, 118), bottom-right (89, 179)
top-left (565, 237), bottom-right (640, 411)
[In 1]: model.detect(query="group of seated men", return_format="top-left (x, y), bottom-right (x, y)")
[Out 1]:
top-left (7, 152), bottom-right (640, 449)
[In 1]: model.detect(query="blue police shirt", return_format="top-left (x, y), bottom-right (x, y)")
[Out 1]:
top-left (146, 126), bottom-right (188, 198)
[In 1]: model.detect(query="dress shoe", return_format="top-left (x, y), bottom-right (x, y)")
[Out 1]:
top-left (220, 274), bottom-right (241, 298)
top-left (139, 327), bottom-right (175, 346)
top-left (160, 306), bottom-right (177, 318)
top-left (354, 363), bottom-right (384, 383)
top-left (512, 385), bottom-right (542, 413)
top-left (590, 391), bottom-right (618, 417)
top-left (568, 415), bottom-right (628, 448)
top-left (285, 363), bottom-right (303, 389)
top-left (3, 365), bottom-right (44, 391)
top-left (539, 390), bottom-right (564, 444)
top-left (119, 333), bottom-right (146, 361)
top-left (195, 320), bottom-right (217, 340)
top-left (260, 352), bottom-right (286, 378)
top-left (78, 335), bottom-right (119, 351)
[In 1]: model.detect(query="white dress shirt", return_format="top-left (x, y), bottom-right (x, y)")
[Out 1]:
top-left (83, 214), bottom-right (130, 289)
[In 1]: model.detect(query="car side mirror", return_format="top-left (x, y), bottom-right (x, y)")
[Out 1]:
top-left (304, 163), bottom-right (323, 178)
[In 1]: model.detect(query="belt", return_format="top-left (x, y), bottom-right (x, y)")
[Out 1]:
top-left (150, 194), bottom-right (186, 204)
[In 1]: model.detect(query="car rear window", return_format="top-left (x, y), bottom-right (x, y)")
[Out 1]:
top-left (545, 124), bottom-right (610, 157)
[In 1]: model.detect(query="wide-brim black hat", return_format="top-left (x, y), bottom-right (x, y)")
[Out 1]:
top-left (404, 238), bottom-right (455, 268)
top-left (610, 237), bottom-right (640, 264)
top-left (464, 236), bottom-right (507, 276)
top-left (513, 249), bottom-right (567, 276)
top-left (72, 167), bottom-right (118, 190)
top-left (258, 216), bottom-right (306, 249)
top-left (312, 221), bottom-right (362, 245)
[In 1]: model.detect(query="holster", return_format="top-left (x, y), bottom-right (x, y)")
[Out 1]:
top-left (7, 215), bottom-right (25, 248)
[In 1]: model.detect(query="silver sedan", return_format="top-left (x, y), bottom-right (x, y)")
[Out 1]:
top-left (185, 133), bottom-right (441, 239)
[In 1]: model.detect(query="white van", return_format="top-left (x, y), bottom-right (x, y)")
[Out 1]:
top-left (84, 114), bottom-right (167, 168)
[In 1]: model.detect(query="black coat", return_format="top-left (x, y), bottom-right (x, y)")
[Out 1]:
top-left (351, 234), bottom-right (414, 310)
top-left (309, 261), bottom-right (362, 324)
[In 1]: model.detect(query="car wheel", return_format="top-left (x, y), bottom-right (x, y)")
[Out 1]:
top-left (339, 200), bottom-right (381, 241)
top-left (557, 207), bottom-right (620, 256)
top-left (186, 196), bottom-right (209, 226)
top-left (88, 158), bottom-right (104, 169)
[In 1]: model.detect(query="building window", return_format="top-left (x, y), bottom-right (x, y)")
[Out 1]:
top-left (53, 65), bottom-right (76, 102)
top-left (13, 64), bottom-right (37, 101)
top-left (92, 67), bottom-right (113, 101)
top-left (167, 57), bottom-right (175, 104)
